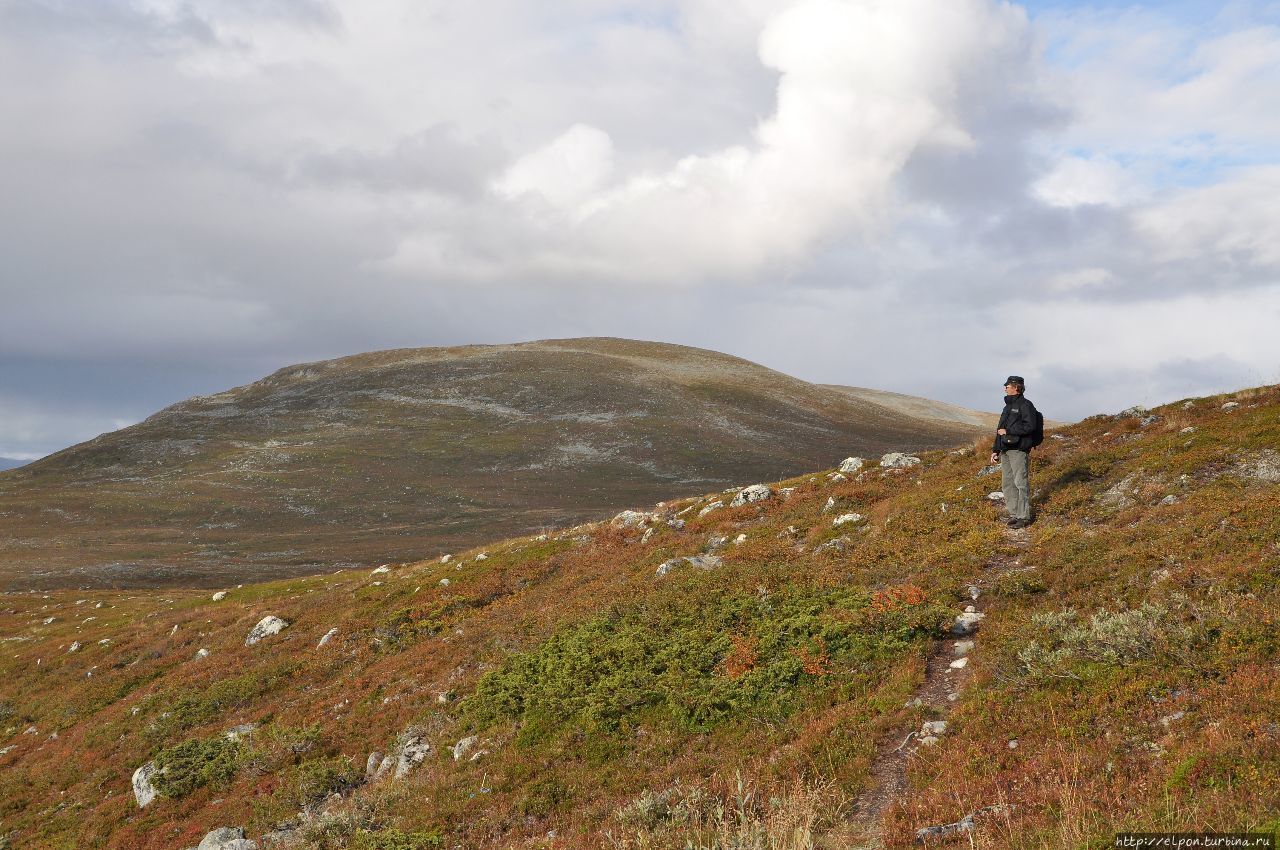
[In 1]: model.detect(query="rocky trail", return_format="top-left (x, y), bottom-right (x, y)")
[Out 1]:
top-left (847, 524), bottom-right (1032, 848)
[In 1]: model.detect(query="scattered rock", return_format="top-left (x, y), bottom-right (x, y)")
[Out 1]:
top-left (832, 513), bottom-right (863, 527)
top-left (1159, 710), bottom-right (1186, 728)
top-left (317, 628), bottom-right (339, 648)
top-left (951, 611), bottom-right (985, 636)
top-left (452, 736), bottom-right (479, 761)
top-left (656, 554), bottom-right (723, 576)
top-left (697, 501), bottom-right (724, 518)
top-left (949, 657), bottom-right (969, 670)
top-left (880, 452), bottom-right (921, 468)
top-left (197, 826), bottom-right (258, 850)
top-left (1140, 415), bottom-right (1159, 427)
top-left (371, 566), bottom-right (390, 575)
top-left (394, 727), bottom-right (431, 779)
top-left (245, 616), bottom-right (289, 646)
top-left (814, 537), bottom-right (851, 554)
top-left (474, 553), bottom-right (488, 561)
top-left (68, 641), bottom-right (81, 654)
top-left (987, 491), bottom-right (1004, 502)
top-left (780, 487), bottom-right (796, 498)
top-left (667, 518), bottom-right (686, 530)
top-left (1235, 450), bottom-right (1280, 483)
top-left (440, 554), bottom-right (452, 564)
top-left (1007, 739), bottom-right (1018, 749)
top-left (733, 533), bottom-right (747, 545)
top-left (640, 527), bottom-right (655, 544)
top-left (914, 806), bottom-right (1011, 845)
top-left (1180, 426), bottom-right (1195, 434)
top-left (225, 724), bottom-right (256, 742)
top-left (365, 751), bottom-right (384, 780)
top-left (730, 484), bottom-right (772, 507)
top-left (706, 535), bottom-right (729, 550)
top-left (977, 464), bottom-right (999, 477)
top-left (611, 510), bottom-right (653, 529)
top-left (1050, 434), bottom-right (1065, 441)
top-left (1118, 405), bottom-right (1148, 418)
top-left (195, 648), bottom-right (210, 659)
top-left (1222, 401), bottom-right (1239, 411)
top-left (827, 472), bottom-right (848, 483)
top-left (968, 585), bottom-right (980, 600)
top-left (132, 762), bottom-right (159, 808)
top-left (921, 720), bottom-right (948, 736)
top-left (212, 591), bottom-right (228, 602)
top-left (839, 457), bottom-right (865, 474)
top-left (1159, 495), bottom-right (1179, 506)
top-left (822, 496), bottom-right (836, 513)
top-left (953, 640), bottom-right (974, 656)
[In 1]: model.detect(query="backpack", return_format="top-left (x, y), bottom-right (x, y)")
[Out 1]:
top-left (1029, 409), bottom-right (1045, 448)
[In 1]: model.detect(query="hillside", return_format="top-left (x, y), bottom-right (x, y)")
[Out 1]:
top-left (0, 338), bottom-right (983, 591)
top-left (0, 384), bottom-right (1275, 849)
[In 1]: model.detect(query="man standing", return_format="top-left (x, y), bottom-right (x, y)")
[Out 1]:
top-left (990, 376), bottom-right (1039, 529)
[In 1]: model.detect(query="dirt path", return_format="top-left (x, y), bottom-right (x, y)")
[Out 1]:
top-left (845, 526), bottom-right (1031, 848)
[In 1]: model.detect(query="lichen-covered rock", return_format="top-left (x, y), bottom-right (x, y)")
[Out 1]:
top-left (245, 616), bottom-right (289, 646)
top-left (197, 827), bottom-right (259, 850)
top-left (838, 456), bottom-right (865, 474)
top-left (451, 736), bottom-right (479, 761)
top-left (611, 510), bottom-right (653, 529)
top-left (394, 727), bottom-right (431, 779)
top-left (656, 554), bottom-right (723, 576)
top-left (729, 484), bottom-right (772, 508)
top-left (211, 591), bottom-right (228, 602)
top-left (951, 611), bottom-right (986, 636)
top-left (832, 513), bottom-right (863, 526)
top-left (814, 537), bottom-right (850, 554)
top-left (697, 501), bottom-right (723, 518)
top-left (880, 452), bottom-right (921, 468)
top-left (987, 491), bottom-right (1005, 501)
top-left (822, 496), bottom-right (836, 513)
top-left (132, 762), bottom-right (159, 808)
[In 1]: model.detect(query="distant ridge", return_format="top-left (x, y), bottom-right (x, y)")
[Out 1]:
top-left (0, 338), bottom-right (983, 589)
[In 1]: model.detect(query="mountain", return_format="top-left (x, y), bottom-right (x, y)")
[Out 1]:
top-left (0, 338), bottom-right (986, 590)
top-left (0, 457), bottom-right (28, 472)
top-left (0, 384), bottom-right (1274, 849)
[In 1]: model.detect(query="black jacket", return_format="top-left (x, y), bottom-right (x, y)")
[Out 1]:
top-left (993, 394), bottom-right (1039, 453)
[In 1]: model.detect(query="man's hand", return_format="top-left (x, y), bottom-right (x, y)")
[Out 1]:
top-left (997, 428), bottom-right (1007, 435)
top-left (990, 452), bottom-right (999, 464)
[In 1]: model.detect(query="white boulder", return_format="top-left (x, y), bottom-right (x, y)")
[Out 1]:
top-left (245, 616), bottom-right (289, 646)
top-left (395, 727), bottom-right (431, 778)
top-left (132, 762), bottom-right (160, 808)
top-left (881, 452), bottom-right (922, 468)
top-left (197, 826), bottom-right (258, 850)
top-left (697, 501), bottom-right (724, 518)
top-left (839, 457), bottom-right (865, 474)
top-left (730, 484), bottom-right (772, 508)
top-left (211, 591), bottom-right (228, 602)
top-left (832, 513), bottom-right (864, 527)
top-left (317, 628), bottom-right (339, 648)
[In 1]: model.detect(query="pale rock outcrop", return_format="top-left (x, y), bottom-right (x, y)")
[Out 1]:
top-left (365, 752), bottom-right (384, 780)
top-left (640, 527), bottom-right (655, 544)
top-left (832, 513), bottom-right (863, 527)
top-left (394, 727), bottom-right (431, 778)
top-left (987, 491), bottom-right (1005, 502)
top-left (212, 591), bottom-right (228, 602)
top-left (656, 554), bottom-right (723, 577)
top-left (451, 736), bottom-right (479, 761)
top-left (1222, 401), bottom-right (1240, 411)
top-left (880, 452), bottom-right (921, 468)
top-left (196, 826), bottom-right (258, 850)
top-left (697, 501), bottom-right (723, 518)
top-left (611, 510), bottom-right (653, 529)
top-left (245, 616), bottom-right (289, 646)
top-left (195, 648), bottom-right (210, 659)
top-left (822, 497), bottom-right (836, 513)
top-left (827, 472), bottom-right (847, 483)
top-left (814, 537), bottom-right (850, 554)
top-left (729, 484), bottom-right (772, 508)
top-left (838, 457), bottom-right (865, 474)
top-left (132, 762), bottom-right (160, 808)
top-left (317, 628), bottom-right (338, 648)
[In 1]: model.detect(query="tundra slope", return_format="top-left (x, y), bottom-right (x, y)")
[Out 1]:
top-left (0, 383), bottom-right (1274, 849)
top-left (0, 338), bottom-right (981, 590)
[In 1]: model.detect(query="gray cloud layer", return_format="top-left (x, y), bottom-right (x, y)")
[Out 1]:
top-left (2, 0), bottom-right (1278, 457)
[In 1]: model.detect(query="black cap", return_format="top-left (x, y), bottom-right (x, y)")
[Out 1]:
top-left (1004, 375), bottom-right (1025, 387)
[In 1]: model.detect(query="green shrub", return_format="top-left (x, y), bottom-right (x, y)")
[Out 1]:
top-left (373, 607), bottom-right (443, 653)
top-left (352, 828), bottom-right (443, 850)
top-left (152, 735), bottom-right (242, 799)
top-left (464, 582), bottom-right (946, 737)
top-left (1017, 599), bottom-right (1202, 680)
top-left (147, 663), bottom-right (299, 742)
top-left (281, 756), bottom-right (361, 811)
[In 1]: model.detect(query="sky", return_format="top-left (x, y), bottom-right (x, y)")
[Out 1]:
top-left (3, 0), bottom-right (1280, 460)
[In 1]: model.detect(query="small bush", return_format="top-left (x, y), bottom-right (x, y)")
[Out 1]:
top-left (152, 735), bottom-right (242, 799)
top-left (281, 756), bottom-right (362, 811)
top-left (352, 828), bottom-right (444, 850)
top-left (372, 608), bottom-right (442, 653)
top-left (1017, 599), bottom-right (1201, 679)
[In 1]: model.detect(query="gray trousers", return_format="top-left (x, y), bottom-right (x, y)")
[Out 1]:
top-left (1001, 449), bottom-right (1031, 520)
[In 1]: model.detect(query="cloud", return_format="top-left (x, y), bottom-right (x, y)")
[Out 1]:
top-left (1, 0), bottom-right (1280, 453)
